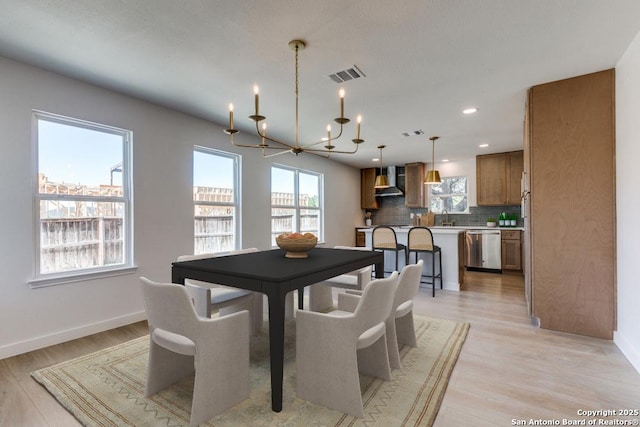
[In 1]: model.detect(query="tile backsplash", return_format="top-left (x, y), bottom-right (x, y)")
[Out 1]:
top-left (365, 196), bottom-right (522, 227)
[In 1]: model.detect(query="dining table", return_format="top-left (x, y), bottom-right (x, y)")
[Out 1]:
top-left (171, 246), bottom-right (384, 412)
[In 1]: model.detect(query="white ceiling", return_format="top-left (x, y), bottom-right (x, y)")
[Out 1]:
top-left (1, 0), bottom-right (640, 168)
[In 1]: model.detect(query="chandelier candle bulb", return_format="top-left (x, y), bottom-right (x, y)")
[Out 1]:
top-left (261, 123), bottom-right (267, 143)
top-left (327, 124), bottom-right (331, 142)
top-left (253, 85), bottom-right (259, 116)
top-left (228, 103), bottom-right (234, 129)
top-left (339, 88), bottom-right (345, 118)
top-left (356, 115), bottom-right (362, 140)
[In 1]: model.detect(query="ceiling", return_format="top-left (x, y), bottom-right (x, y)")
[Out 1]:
top-left (1, 1), bottom-right (640, 168)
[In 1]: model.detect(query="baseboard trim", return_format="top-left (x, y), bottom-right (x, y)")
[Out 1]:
top-left (614, 330), bottom-right (640, 374)
top-left (0, 311), bottom-right (147, 360)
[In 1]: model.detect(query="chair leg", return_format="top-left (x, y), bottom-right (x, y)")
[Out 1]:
top-left (394, 250), bottom-right (399, 271)
top-left (439, 250), bottom-right (443, 289)
top-left (145, 339), bottom-right (194, 397)
top-left (432, 251), bottom-right (436, 297)
top-left (357, 334), bottom-right (392, 381)
top-left (385, 316), bottom-right (401, 369)
top-left (396, 312), bottom-right (418, 348)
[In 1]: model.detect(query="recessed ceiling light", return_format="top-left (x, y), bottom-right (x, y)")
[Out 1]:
top-left (372, 157), bottom-right (380, 162)
top-left (463, 107), bottom-right (478, 115)
top-left (479, 143), bottom-right (489, 148)
top-left (442, 159), bottom-right (450, 163)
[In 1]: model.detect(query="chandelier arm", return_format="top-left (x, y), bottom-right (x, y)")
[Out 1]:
top-left (232, 141), bottom-right (291, 150)
top-left (262, 149), bottom-right (294, 158)
top-left (258, 134), bottom-right (297, 150)
top-left (252, 121), bottom-right (298, 150)
top-left (229, 135), bottom-right (266, 149)
top-left (230, 133), bottom-right (295, 151)
top-left (304, 143), bottom-right (360, 155)
top-left (300, 123), bottom-right (346, 149)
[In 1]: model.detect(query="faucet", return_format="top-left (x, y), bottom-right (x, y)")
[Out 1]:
top-left (441, 209), bottom-right (455, 226)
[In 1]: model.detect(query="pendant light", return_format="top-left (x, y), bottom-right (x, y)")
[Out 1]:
top-left (424, 136), bottom-right (441, 184)
top-left (374, 145), bottom-right (389, 188)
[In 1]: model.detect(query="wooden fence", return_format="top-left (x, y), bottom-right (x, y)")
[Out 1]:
top-left (40, 217), bottom-right (123, 273)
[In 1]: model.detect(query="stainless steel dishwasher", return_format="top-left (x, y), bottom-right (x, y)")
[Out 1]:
top-left (465, 230), bottom-right (502, 271)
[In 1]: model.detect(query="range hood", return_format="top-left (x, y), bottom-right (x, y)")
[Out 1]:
top-left (376, 166), bottom-right (404, 197)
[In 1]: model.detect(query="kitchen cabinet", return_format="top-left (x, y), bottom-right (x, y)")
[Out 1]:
top-left (360, 168), bottom-right (379, 210)
top-left (404, 162), bottom-right (426, 207)
top-left (501, 230), bottom-right (522, 271)
top-left (355, 228), bottom-right (366, 247)
top-left (526, 69), bottom-right (615, 340)
top-left (476, 150), bottom-right (523, 206)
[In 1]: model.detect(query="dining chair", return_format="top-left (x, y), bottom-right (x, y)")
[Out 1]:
top-left (177, 248), bottom-right (263, 334)
top-left (296, 271), bottom-right (399, 418)
top-left (386, 259), bottom-right (423, 368)
top-left (140, 277), bottom-right (250, 426)
top-left (406, 226), bottom-right (442, 297)
top-left (340, 260), bottom-right (423, 369)
top-left (372, 226), bottom-right (406, 275)
top-left (308, 246), bottom-right (373, 312)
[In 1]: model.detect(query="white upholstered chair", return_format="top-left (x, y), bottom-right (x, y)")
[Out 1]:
top-left (341, 260), bottom-right (424, 369)
top-left (308, 246), bottom-right (373, 312)
top-left (177, 248), bottom-right (263, 334)
top-left (140, 277), bottom-right (249, 426)
top-left (296, 272), bottom-right (399, 417)
top-left (387, 259), bottom-right (423, 368)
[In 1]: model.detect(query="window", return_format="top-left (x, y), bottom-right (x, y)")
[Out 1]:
top-left (271, 165), bottom-right (323, 246)
top-left (193, 147), bottom-right (240, 254)
top-left (429, 176), bottom-right (468, 213)
top-left (32, 111), bottom-right (133, 285)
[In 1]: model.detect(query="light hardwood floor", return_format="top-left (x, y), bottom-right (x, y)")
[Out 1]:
top-left (1, 271), bottom-right (639, 426)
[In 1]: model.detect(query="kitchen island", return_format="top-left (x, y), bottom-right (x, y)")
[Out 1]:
top-left (361, 226), bottom-right (465, 291)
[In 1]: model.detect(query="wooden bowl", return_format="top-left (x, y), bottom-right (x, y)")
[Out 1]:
top-left (275, 234), bottom-right (318, 258)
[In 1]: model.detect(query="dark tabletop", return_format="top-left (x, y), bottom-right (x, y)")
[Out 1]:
top-left (172, 247), bottom-right (379, 282)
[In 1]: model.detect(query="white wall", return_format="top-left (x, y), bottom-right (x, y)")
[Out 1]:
top-left (615, 32), bottom-right (640, 373)
top-left (0, 56), bottom-right (362, 358)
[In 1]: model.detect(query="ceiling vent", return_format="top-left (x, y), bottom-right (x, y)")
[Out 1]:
top-left (329, 65), bottom-right (365, 83)
top-left (401, 129), bottom-right (424, 137)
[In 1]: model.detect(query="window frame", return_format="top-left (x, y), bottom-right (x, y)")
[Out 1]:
top-left (193, 146), bottom-right (241, 254)
top-left (428, 175), bottom-right (469, 214)
top-left (270, 164), bottom-right (324, 246)
top-left (29, 111), bottom-right (135, 288)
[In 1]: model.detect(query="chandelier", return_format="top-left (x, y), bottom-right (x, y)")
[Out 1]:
top-left (224, 39), bottom-right (365, 157)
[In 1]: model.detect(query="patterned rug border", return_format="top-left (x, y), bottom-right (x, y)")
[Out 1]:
top-left (32, 315), bottom-right (469, 427)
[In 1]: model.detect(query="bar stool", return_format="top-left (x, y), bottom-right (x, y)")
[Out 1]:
top-left (406, 226), bottom-right (442, 297)
top-left (372, 226), bottom-right (406, 275)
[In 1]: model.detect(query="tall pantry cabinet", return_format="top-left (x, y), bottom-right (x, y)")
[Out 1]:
top-left (525, 69), bottom-right (615, 340)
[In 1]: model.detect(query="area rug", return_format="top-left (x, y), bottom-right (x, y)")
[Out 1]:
top-left (32, 315), bottom-right (469, 427)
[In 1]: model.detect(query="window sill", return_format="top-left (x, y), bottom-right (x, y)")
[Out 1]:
top-left (29, 265), bottom-right (138, 289)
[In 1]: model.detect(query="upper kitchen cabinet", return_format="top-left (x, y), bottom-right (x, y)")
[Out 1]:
top-left (527, 69), bottom-right (615, 340)
top-left (404, 162), bottom-right (426, 207)
top-left (360, 168), bottom-right (379, 209)
top-left (476, 150), bottom-right (524, 206)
